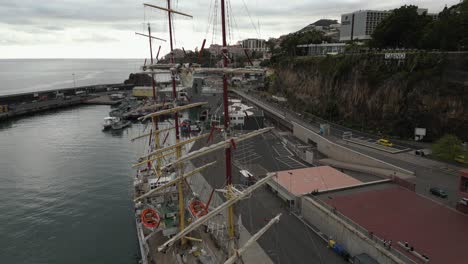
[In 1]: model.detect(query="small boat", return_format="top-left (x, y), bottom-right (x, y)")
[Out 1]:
top-left (109, 93), bottom-right (125, 100)
top-left (141, 208), bottom-right (160, 229)
top-left (111, 119), bottom-right (131, 130)
top-left (102, 117), bottom-right (118, 130)
top-left (189, 199), bottom-right (209, 219)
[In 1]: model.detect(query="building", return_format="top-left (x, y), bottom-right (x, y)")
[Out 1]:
top-left (241, 38), bottom-right (267, 52)
top-left (267, 166), bottom-right (362, 206)
top-left (210, 98), bottom-right (264, 130)
top-left (458, 169), bottom-right (468, 213)
top-left (207, 44), bottom-right (245, 56)
top-left (132, 86), bottom-right (191, 101)
top-left (302, 182), bottom-right (468, 264)
top-left (340, 8), bottom-right (437, 41)
top-left (340, 10), bottom-right (391, 41)
top-left (297, 43), bottom-right (347, 56)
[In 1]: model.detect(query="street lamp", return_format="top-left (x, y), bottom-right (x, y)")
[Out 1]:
top-left (72, 73), bottom-right (76, 88)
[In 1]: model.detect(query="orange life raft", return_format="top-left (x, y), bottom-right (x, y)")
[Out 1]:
top-left (141, 208), bottom-right (160, 229)
top-left (189, 199), bottom-right (209, 218)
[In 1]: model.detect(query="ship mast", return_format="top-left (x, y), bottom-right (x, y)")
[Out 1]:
top-left (220, 0), bottom-right (236, 247)
top-left (144, 1), bottom-right (193, 246)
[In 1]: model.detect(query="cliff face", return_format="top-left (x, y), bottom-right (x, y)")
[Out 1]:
top-left (271, 53), bottom-right (468, 141)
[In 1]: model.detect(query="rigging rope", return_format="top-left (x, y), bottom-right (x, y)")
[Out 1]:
top-left (205, 0), bottom-right (212, 39)
top-left (212, 0), bottom-right (219, 45)
top-left (240, 0), bottom-right (260, 37)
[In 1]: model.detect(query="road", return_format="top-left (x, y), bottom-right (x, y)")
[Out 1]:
top-left (232, 89), bottom-right (464, 207)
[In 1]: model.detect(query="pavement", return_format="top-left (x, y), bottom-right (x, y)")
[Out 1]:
top-left (232, 89), bottom-right (465, 207)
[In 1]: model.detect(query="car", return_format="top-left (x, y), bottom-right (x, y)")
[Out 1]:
top-left (455, 155), bottom-right (467, 164)
top-left (377, 138), bottom-right (393, 147)
top-left (353, 253), bottom-right (379, 264)
top-left (460, 198), bottom-right (468, 206)
top-left (429, 187), bottom-right (448, 198)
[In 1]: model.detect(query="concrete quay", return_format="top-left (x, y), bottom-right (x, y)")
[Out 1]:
top-left (0, 84), bottom-right (132, 121)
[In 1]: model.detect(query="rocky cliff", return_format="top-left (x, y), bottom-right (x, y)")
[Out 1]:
top-left (270, 53), bottom-right (468, 141)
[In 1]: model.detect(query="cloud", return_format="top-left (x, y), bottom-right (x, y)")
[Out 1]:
top-left (0, 0), bottom-right (461, 58)
top-left (72, 34), bottom-right (118, 43)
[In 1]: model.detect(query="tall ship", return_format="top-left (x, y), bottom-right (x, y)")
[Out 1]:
top-left (130, 1), bottom-right (279, 263)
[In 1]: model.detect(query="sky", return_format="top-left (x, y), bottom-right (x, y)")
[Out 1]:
top-left (0, 0), bottom-right (460, 59)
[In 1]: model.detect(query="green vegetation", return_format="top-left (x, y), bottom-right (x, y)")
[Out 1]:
top-left (371, 1), bottom-right (468, 50)
top-left (276, 30), bottom-right (331, 57)
top-left (371, 5), bottom-right (432, 48)
top-left (432, 134), bottom-right (463, 161)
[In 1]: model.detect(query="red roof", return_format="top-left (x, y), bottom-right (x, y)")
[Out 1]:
top-left (273, 166), bottom-right (362, 196)
top-left (461, 169), bottom-right (468, 177)
top-left (325, 186), bottom-right (468, 264)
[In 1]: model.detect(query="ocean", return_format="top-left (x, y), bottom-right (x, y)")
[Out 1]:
top-left (0, 105), bottom-right (148, 264)
top-left (0, 59), bottom-right (143, 96)
top-left (0, 59), bottom-right (145, 263)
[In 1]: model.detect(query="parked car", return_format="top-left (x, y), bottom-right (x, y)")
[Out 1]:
top-left (460, 198), bottom-right (468, 206)
top-left (429, 187), bottom-right (448, 198)
top-left (455, 155), bottom-right (467, 164)
top-left (415, 150), bottom-right (427, 157)
top-left (377, 138), bottom-right (393, 147)
top-left (353, 253), bottom-right (379, 264)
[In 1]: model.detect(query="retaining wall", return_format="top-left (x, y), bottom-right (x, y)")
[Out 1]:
top-left (292, 122), bottom-right (414, 176)
top-left (301, 196), bottom-right (409, 264)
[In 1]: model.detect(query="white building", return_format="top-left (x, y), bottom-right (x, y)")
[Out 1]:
top-left (340, 10), bottom-right (391, 41)
top-left (241, 38), bottom-right (268, 52)
top-left (297, 43), bottom-right (347, 56)
top-left (340, 8), bottom-right (437, 41)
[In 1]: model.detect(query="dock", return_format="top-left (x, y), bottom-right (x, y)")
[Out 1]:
top-left (0, 83), bottom-right (133, 121)
top-left (82, 94), bottom-right (124, 106)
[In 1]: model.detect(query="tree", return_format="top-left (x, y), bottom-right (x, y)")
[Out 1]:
top-left (371, 5), bottom-right (432, 48)
top-left (279, 30), bottom-right (331, 56)
top-left (432, 134), bottom-right (463, 161)
top-left (421, 0), bottom-right (468, 50)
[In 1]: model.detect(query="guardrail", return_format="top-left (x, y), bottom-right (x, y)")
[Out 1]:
top-left (308, 195), bottom-right (418, 264)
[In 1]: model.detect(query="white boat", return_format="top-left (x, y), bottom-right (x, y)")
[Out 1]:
top-left (102, 116), bottom-right (131, 131)
top-left (102, 117), bottom-right (118, 130)
top-left (111, 119), bottom-right (131, 130)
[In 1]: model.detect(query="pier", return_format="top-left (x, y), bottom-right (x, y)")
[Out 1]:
top-left (0, 83), bottom-right (134, 121)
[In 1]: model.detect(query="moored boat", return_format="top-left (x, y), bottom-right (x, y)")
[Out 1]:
top-left (102, 116), bottom-right (118, 130)
top-left (111, 119), bottom-right (131, 130)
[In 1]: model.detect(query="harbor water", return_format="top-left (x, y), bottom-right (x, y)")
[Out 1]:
top-left (0, 105), bottom-right (144, 264)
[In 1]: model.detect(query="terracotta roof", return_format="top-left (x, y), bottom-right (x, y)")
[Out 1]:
top-left (273, 166), bottom-right (362, 196)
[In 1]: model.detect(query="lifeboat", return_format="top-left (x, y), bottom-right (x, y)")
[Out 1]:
top-left (141, 208), bottom-right (161, 229)
top-left (189, 199), bottom-right (209, 219)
